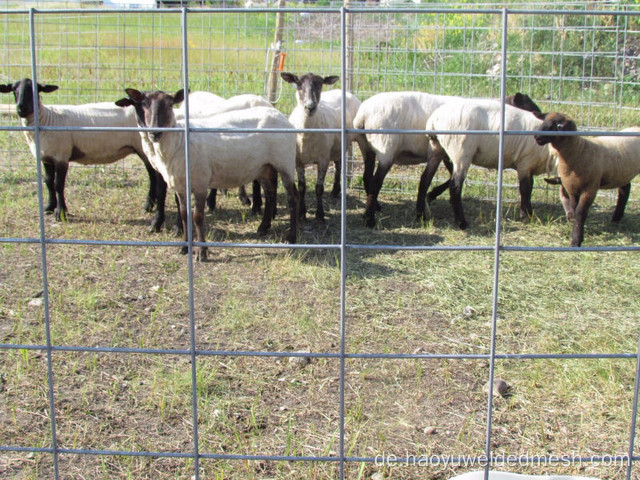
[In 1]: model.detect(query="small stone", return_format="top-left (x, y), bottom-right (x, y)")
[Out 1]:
top-left (463, 306), bottom-right (477, 317)
top-left (483, 378), bottom-right (511, 397)
top-left (371, 473), bottom-right (385, 480)
top-left (288, 353), bottom-right (311, 369)
top-left (28, 298), bottom-right (43, 307)
top-left (423, 426), bottom-right (437, 435)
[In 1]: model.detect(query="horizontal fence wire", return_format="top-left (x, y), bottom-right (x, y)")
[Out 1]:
top-left (0, 3), bottom-right (639, 480)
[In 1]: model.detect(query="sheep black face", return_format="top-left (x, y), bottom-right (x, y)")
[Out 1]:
top-left (0, 78), bottom-right (58, 118)
top-left (118, 88), bottom-right (185, 142)
top-left (281, 72), bottom-right (339, 116)
top-left (534, 112), bottom-right (577, 147)
top-left (506, 92), bottom-right (542, 115)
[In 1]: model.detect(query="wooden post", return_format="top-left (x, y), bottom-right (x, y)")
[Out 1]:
top-left (267, 0), bottom-right (286, 105)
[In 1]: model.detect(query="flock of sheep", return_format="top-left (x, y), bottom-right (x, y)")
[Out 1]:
top-left (2, 74), bottom-right (639, 258)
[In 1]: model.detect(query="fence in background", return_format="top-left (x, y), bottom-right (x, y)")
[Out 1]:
top-left (0, 3), bottom-right (639, 480)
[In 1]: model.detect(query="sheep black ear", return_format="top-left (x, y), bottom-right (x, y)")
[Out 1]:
top-left (323, 75), bottom-right (339, 85)
top-left (173, 89), bottom-right (185, 105)
top-left (0, 83), bottom-right (14, 93)
top-left (39, 84), bottom-right (58, 94)
top-left (125, 88), bottom-right (145, 103)
top-left (115, 97), bottom-right (133, 107)
top-left (280, 72), bottom-right (298, 85)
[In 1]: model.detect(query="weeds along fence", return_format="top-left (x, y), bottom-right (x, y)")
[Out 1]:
top-left (0, 1), bottom-right (639, 480)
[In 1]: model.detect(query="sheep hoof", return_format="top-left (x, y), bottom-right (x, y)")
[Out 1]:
top-left (55, 209), bottom-right (68, 222)
top-left (257, 225), bottom-right (270, 236)
top-left (144, 199), bottom-right (156, 213)
top-left (196, 248), bottom-right (208, 262)
top-left (364, 216), bottom-right (376, 229)
top-left (179, 246), bottom-right (188, 255)
top-left (458, 220), bottom-right (468, 230)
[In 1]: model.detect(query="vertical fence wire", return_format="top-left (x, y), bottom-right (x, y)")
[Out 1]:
top-left (482, 9), bottom-right (510, 478)
top-left (180, 7), bottom-right (201, 479)
top-left (27, 7), bottom-right (61, 479)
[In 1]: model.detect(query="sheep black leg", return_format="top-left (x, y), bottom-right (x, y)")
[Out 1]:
top-left (518, 173), bottom-right (534, 222)
top-left (426, 156), bottom-right (453, 204)
top-left (193, 193), bottom-right (208, 262)
top-left (237, 185), bottom-right (251, 206)
top-left (150, 175), bottom-right (167, 233)
top-left (139, 154), bottom-right (158, 213)
top-left (416, 156), bottom-right (443, 222)
top-left (330, 159), bottom-right (341, 199)
top-left (449, 178), bottom-right (468, 230)
top-left (172, 193), bottom-right (184, 235)
top-left (176, 193), bottom-right (189, 255)
top-left (251, 179), bottom-right (263, 215)
top-left (362, 147), bottom-right (376, 195)
top-left (364, 162), bottom-right (392, 228)
top-left (258, 167), bottom-right (277, 236)
top-left (296, 165), bottom-right (307, 219)
top-left (42, 160), bottom-right (57, 214)
top-left (571, 192), bottom-right (595, 247)
top-left (612, 183), bottom-right (631, 222)
top-left (54, 161), bottom-right (69, 221)
top-left (315, 165), bottom-right (328, 222)
top-left (280, 172), bottom-right (299, 244)
top-left (206, 189), bottom-right (217, 212)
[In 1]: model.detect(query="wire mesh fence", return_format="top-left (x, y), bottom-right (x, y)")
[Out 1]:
top-left (0, 2), bottom-right (639, 480)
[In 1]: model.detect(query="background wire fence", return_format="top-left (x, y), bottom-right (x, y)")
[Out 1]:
top-left (0, 2), bottom-right (639, 480)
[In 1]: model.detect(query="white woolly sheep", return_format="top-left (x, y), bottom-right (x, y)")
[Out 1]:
top-left (447, 471), bottom-right (600, 480)
top-left (420, 92), bottom-right (544, 211)
top-left (353, 91), bottom-right (462, 227)
top-left (534, 111), bottom-right (640, 247)
top-left (281, 72), bottom-right (365, 221)
top-left (118, 88), bottom-right (299, 261)
top-left (175, 91), bottom-right (273, 214)
top-left (0, 78), bottom-right (159, 222)
top-left (423, 98), bottom-right (558, 229)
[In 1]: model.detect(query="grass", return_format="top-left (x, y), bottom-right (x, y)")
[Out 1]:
top-left (1, 2), bottom-right (640, 479)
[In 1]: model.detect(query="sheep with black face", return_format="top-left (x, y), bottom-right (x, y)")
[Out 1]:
top-left (281, 72), bottom-right (365, 221)
top-left (117, 87), bottom-right (299, 261)
top-left (0, 78), bottom-right (159, 223)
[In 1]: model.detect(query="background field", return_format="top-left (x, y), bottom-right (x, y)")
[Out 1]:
top-left (0, 1), bottom-right (639, 480)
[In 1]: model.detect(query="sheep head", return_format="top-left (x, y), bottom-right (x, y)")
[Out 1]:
top-left (0, 78), bottom-right (58, 118)
top-left (117, 88), bottom-right (184, 142)
top-left (505, 92), bottom-right (541, 114)
top-left (281, 72), bottom-right (339, 117)
top-left (534, 112), bottom-right (577, 147)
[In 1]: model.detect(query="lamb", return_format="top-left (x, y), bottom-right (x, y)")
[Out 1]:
top-left (0, 78), bottom-right (159, 222)
top-left (352, 91), bottom-right (461, 227)
top-left (281, 72), bottom-right (365, 221)
top-left (423, 98), bottom-right (558, 229)
top-left (534, 111), bottom-right (640, 246)
top-left (446, 471), bottom-right (600, 480)
top-left (117, 87), bottom-right (299, 261)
